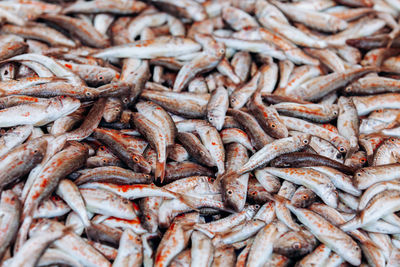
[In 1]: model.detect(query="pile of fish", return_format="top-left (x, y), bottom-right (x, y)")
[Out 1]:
top-left (2, 0), bottom-right (400, 266)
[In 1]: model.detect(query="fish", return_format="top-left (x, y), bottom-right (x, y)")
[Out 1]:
top-left (30, 219), bottom-right (110, 267)
top-left (0, 190), bottom-right (21, 259)
top-left (288, 205), bottom-right (362, 265)
top-left (131, 113), bottom-right (167, 181)
top-left (247, 221), bottom-right (288, 267)
top-left (273, 102), bottom-right (338, 123)
top-left (265, 167), bottom-right (338, 208)
top-left (93, 36), bottom-right (201, 59)
top-left (270, 152), bottom-right (354, 174)
top-left (190, 231), bottom-right (214, 267)
top-left (0, 137), bottom-right (47, 190)
top-left (207, 86), bottom-right (229, 131)
top-left (0, 96), bottom-right (80, 127)
top-left (113, 229), bottom-right (143, 267)
top-left (337, 96), bottom-right (360, 158)
top-left (155, 213), bottom-right (199, 267)
top-left (8, 222), bottom-right (70, 267)
top-left (235, 134), bottom-right (311, 174)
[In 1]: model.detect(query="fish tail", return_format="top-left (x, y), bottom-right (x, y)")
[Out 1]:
top-left (86, 224), bottom-right (101, 244)
top-left (155, 160), bottom-right (165, 183)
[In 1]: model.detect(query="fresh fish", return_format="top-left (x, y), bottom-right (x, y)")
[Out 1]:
top-left (0, 137), bottom-right (47, 190)
top-left (0, 96), bottom-right (80, 127)
top-left (93, 36), bottom-right (201, 59)
top-left (0, 2), bottom-right (397, 266)
top-left (0, 190), bottom-right (21, 259)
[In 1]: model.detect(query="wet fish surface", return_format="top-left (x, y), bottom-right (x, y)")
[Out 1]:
top-left (0, 1), bottom-right (399, 267)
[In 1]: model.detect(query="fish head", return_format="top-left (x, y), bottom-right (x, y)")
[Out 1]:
top-left (295, 133), bottom-right (311, 148)
top-left (208, 108), bottom-right (225, 130)
top-left (131, 151), bottom-right (152, 174)
top-left (331, 136), bottom-right (350, 154)
top-left (387, 137), bottom-right (400, 148)
top-left (291, 191), bottom-right (316, 208)
top-left (222, 178), bottom-right (246, 211)
top-left (330, 105), bottom-right (339, 118)
top-left (342, 242), bottom-right (362, 266)
top-left (274, 231), bottom-right (315, 258)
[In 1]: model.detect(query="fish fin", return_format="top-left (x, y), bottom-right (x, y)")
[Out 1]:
top-left (166, 144), bottom-right (174, 159)
top-left (86, 224), bottom-right (101, 244)
top-left (182, 222), bottom-right (196, 231)
top-left (62, 225), bottom-right (75, 235)
top-left (175, 193), bottom-right (200, 211)
top-left (83, 220), bottom-right (94, 241)
top-left (193, 225), bottom-right (215, 239)
top-left (273, 194), bottom-right (289, 204)
top-left (214, 171), bottom-right (238, 187)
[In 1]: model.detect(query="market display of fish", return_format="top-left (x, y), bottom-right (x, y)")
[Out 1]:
top-left (1, 0), bottom-right (400, 266)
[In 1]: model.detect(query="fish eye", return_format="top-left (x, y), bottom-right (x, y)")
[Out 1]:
top-left (333, 111), bottom-right (338, 115)
top-left (302, 195), bottom-right (308, 200)
top-left (339, 147), bottom-right (346, 152)
top-left (390, 138), bottom-right (396, 142)
top-left (133, 156), bottom-right (140, 162)
top-left (102, 159), bottom-right (107, 163)
top-left (255, 204), bottom-right (260, 209)
top-left (270, 124), bottom-right (276, 128)
top-left (303, 139), bottom-right (309, 144)
top-left (33, 149), bottom-right (38, 153)
top-left (360, 158), bottom-right (366, 163)
top-left (227, 190), bottom-right (233, 195)
top-left (357, 173), bottom-right (361, 177)
top-left (345, 86), bottom-right (352, 92)
top-left (98, 75), bottom-right (103, 80)
top-left (209, 117), bottom-right (213, 121)
top-left (293, 242), bottom-right (301, 249)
